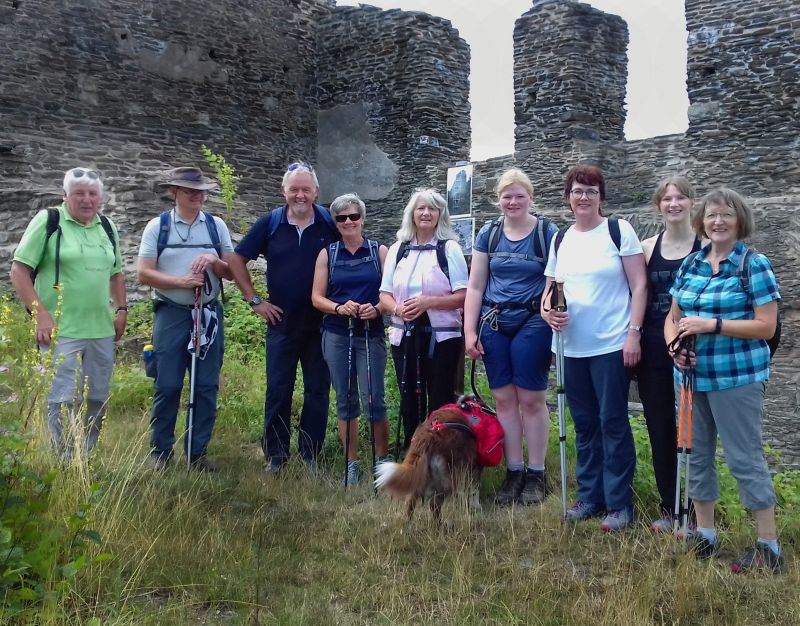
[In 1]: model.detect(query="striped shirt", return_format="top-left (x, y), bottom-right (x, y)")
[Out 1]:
top-left (670, 241), bottom-right (780, 391)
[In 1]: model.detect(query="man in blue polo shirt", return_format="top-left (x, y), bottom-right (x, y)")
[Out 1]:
top-left (229, 163), bottom-right (338, 473)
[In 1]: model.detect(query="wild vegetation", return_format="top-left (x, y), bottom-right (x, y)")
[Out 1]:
top-left (0, 297), bottom-right (798, 625)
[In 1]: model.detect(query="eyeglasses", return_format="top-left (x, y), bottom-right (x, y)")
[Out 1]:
top-left (334, 214), bottom-right (361, 223)
top-left (71, 168), bottom-right (99, 180)
top-left (703, 212), bottom-right (736, 222)
top-left (569, 189), bottom-right (600, 199)
top-left (287, 162), bottom-right (314, 173)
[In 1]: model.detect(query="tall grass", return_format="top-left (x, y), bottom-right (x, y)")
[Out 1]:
top-left (0, 298), bottom-right (798, 624)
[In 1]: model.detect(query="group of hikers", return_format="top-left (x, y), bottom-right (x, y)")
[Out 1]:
top-left (10, 161), bottom-right (783, 574)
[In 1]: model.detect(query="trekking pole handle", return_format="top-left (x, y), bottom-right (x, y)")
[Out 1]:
top-left (555, 281), bottom-right (566, 312)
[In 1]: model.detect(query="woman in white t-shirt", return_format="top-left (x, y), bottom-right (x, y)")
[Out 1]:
top-left (542, 165), bottom-right (647, 532)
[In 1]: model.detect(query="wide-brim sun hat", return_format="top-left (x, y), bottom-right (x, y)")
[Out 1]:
top-left (159, 167), bottom-right (218, 191)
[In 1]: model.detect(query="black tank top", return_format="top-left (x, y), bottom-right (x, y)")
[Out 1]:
top-left (643, 232), bottom-right (701, 337)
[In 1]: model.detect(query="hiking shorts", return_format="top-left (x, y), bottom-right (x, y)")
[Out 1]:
top-left (479, 316), bottom-right (552, 391)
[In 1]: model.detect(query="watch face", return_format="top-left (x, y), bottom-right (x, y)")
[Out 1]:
top-left (249, 296), bottom-right (262, 306)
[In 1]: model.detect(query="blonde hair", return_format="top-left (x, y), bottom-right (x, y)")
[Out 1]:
top-left (494, 168), bottom-right (534, 201)
top-left (651, 175), bottom-right (696, 208)
top-left (395, 188), bottom-right (457, 243)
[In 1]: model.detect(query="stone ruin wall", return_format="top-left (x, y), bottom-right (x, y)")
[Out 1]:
top-left (1, 0), bottom-right (798, 463)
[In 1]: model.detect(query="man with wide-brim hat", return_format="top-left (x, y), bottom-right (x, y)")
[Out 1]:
top-left (137, 166), bottom-right (235, 472)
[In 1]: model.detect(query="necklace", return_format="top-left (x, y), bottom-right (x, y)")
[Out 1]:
top-left (172, 209), bottom-right (195, 242)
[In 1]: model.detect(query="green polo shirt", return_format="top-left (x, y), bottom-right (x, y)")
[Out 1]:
top-left (13, 204), bottom-right (123, 339)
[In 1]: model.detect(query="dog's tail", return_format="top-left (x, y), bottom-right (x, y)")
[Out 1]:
top-left (374, 449), bottom-right (430, 499)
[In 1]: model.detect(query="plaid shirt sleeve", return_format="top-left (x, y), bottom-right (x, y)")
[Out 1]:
top-left (747, 253), bottom-right (780, 307)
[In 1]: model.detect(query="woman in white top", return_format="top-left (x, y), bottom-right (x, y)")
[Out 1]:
top-left (542, 165), bottom-right (647, 532)
top-left (380, 188), bottom-right (468, 452)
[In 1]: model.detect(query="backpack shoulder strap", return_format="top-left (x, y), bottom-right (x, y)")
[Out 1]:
top-left (327, 241), bottom-right (341, 278)
top-left (266, 207), bottom-right (286, 239)
top-left (737, 246), bottom-right (756, 296)
top-left (156, 211), bottom-right (171, 259)
top-left (202, 211), bottom-right (222, 257)
top-left (533, 216), bottom-right (551, 261)
top-left (367, 239), bottom-right (381, 276)
top-left (607, 216), bottom-right (621, 252)
top-left (486, 217), bottom-right (504, 256)
top-left (395, 241), bottom-right (410, 267)
top-left (436, 240), bottom-right (450, 283)
top-left (98, 214), bottom-right (117, 255)
top-left (554, 225), bottom-right (570, 256)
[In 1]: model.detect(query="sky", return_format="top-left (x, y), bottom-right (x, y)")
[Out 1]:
top-left (336, 0), bottom-right (689, 161)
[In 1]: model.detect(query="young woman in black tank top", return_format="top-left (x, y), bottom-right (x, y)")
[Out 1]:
top-left (637, 176), bottom-right (702, 533)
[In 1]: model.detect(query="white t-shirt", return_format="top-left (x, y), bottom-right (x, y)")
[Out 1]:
top-left (544, 218), bottom-right (642, 357)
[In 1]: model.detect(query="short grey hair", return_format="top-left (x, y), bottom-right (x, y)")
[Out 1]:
top-left (63, 167), bottom-right (104, 195)
top-left (396, 188), bottom-right (457, 243)
top-left (281, 162), bottom-right (319, 190)
top-left (330, 193), bottom-right (366, 221)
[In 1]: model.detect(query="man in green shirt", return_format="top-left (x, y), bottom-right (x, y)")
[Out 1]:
top-left (10, 167), bottom-right (127, 461)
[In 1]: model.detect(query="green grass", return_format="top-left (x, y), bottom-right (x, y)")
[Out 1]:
top-left (0, 299), bottom-right (799, 625)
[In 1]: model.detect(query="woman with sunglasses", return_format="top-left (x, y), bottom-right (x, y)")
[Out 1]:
top-left (312, 193), bottom-right (389, 486)
top-left (666, 188), bottom-right (782, 573)
top-left (541, 165), bottom-right (647, 532)
top-left (379, 188), bottom-right (468, 452)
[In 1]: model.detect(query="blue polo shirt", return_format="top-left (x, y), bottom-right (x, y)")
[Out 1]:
top-left (236, 204), bottom-right (338, 331)
top-left (322, 239), bottom-right (385, 337)
top-left (670, 242), bottom-right (780, 391)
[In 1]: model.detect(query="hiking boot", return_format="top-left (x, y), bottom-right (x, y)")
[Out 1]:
top-left (300, 456), bottom-right (319, 477)
top-left (494, 469), bottom-right (525, 506)
top-left (343, 460), bottom-right (361, 487)
top-left (518, 469), bottom-right (546, 506)
top-left (601, 508), bottom-right (634, 532)
top-left (730, 543), bottom-right (784, 574)
top-left (687, 534), bottom-right (717, 560)
top-left (651, 513), bottom-right (674, 534)
top-left (148, 453), bottom-right (170, 472)
top-left (190, 455), bottom-right (219, 473)
top-left (565, 501), bottom-right (605, 522)
top-left (263, 460), bottom-right (285, 477)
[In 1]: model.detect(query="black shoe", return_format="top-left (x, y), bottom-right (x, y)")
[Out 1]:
top-left (519, 469), bottom-right (546, 506)
top-left (730, 543), bottom-right (784, 574)
top-left (189, 455), bottom-right (219, 473)
top-left (687, 534), bottom-right (718, 560)
top-left (494, 469), bottom-right (525, 506)
top-left (148, 453), bottom-right (171, 472)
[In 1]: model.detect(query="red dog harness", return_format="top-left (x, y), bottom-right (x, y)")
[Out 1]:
top-left (432, 399), bottom-right (505, 467)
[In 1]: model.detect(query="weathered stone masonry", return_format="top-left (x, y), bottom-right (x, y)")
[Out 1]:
top-left (0, 0), bottom-right (798, 463)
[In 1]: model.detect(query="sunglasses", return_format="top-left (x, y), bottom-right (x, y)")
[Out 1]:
top-left (287, 162), bottom-right (314, 173)
top-left (334, 214), bottom-right (361, 223)
top-left (72, 168), bottom-right (99, 180)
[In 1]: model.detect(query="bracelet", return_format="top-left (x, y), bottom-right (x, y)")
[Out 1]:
top-left (714, 317), bottom-right (723, 334)
top-left (334, 304), bottom-right (342, 315)
top-left (628, 324), bottom-right (642, 334)
top-left (116, 306), bottom-right (128, 313)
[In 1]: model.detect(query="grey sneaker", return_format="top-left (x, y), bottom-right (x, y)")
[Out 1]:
top-left (148, 453), bottom-right (170, 472)
top-left (730, 542), bottom-right (783, 574)
top-left (601, 508), bottom-right (634, 532)
top-left (343, 460), bottom-right (361, 487)
top-left (565, 501), bottom-right (605, 522)
top-left (651, 513), bottom-right (674, 534)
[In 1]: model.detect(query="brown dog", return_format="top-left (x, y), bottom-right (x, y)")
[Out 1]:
top-left (374, 406), bottom-right (481, 521)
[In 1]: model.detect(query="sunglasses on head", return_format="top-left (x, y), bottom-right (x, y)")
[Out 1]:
top-left (287, 162), bottom-right (314, 173)
top-left (335, 213), bottom-right (361, 223)
top-left (72, 168), bottom-right (99, 180)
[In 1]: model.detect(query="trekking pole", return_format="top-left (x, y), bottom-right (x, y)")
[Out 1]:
top-left (554, 281), bottom-right (568, 519)
top-left (364, 320), bottom-right (377, 488)
top-left (394, 322), bottom-right (412, 459)
top-left (187, 284), bottom-right (203, 471)
top-left (344, 317), bottom-right (354, 487)
top-left (672, 334), bottom-right (695, 541)
top-left (415, 326), bottom-right (424, 428)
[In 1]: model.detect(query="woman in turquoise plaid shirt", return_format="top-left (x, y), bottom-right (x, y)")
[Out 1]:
top-left (666, 187), bottom-right (782, 574)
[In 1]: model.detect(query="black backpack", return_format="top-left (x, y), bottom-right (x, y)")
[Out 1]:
top-left (327, 239), bottom-right (381, 279)
top-left (395, 239), bottom-right (450, 284)
top-left (33, 208), bottom-right (116, 287)
top-left (485, 214), bottom-right (553, 262)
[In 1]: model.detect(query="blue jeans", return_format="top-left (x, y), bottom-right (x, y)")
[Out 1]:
top-left (151, 300), bottom-right (224, 459)
top-left (564, 350), bottom-right (635, 512)
top-left (264, 324), bottom-right (330, 465)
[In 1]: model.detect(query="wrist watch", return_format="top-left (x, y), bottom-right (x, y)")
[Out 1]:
top-left (248, 295), bottom-right (263, 307)
top-left (628, 324), bottom-right (642, 334)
